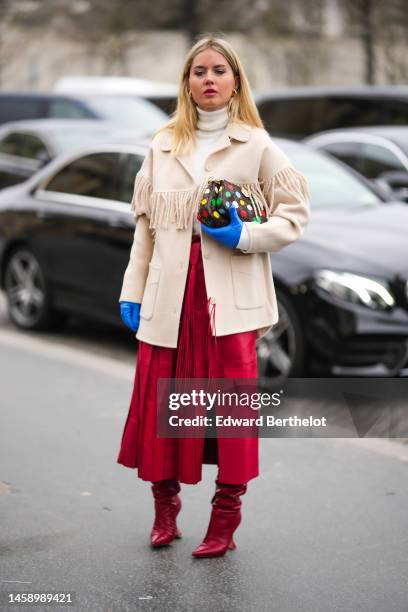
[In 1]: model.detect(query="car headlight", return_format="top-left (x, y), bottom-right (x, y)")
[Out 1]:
top-left (314, 269), bottom-right (395, 310)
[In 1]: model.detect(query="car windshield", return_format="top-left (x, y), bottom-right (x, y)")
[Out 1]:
top-left (82, 96), bottom-right (168, 134)
top-left (279, 144), bottom-right (381, 210)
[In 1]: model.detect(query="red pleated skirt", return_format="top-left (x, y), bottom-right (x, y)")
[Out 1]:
top-left (116, 236), bottom-right (259, 484)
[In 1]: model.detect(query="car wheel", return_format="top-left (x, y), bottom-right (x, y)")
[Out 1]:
top-left (4, 247), bottom-right (66, 331)
top-left (257, 289), bottom-right (306, 387)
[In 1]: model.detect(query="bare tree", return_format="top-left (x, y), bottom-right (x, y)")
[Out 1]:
top-left (238, 0), bottom-right (328, 87)
top-left (378, 0), bottom-right (408, 83)
top-left (0, 0), bottom-right (14, 87)
top-left (341, 0), bottom-right (377, 84)
top-left (340, 0), bottom-right (408, 85)
top-left (3, 0), bottom-right (185, 74)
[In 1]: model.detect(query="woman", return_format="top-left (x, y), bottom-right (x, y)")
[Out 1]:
top-left (117, 34), bottom-right (310, 558)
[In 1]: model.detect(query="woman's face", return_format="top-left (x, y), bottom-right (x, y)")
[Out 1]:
top-left (188, 48), bottom-right (239, 111)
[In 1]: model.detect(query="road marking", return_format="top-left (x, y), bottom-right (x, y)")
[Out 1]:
top-left (1, 580), bottom-right (33, 584)
top-left (0, 328), bottom-right (134, 381)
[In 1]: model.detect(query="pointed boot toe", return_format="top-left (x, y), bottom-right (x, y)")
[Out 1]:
top-left (191, 480), bottom-right (246, 558)
top-left (192, 537), bottom-right (236, 558)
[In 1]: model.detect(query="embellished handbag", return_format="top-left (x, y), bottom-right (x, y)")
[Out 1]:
top-left (197, 178), bottom-right (268, 228)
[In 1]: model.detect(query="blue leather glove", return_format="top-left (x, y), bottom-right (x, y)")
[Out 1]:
top-left (120, 301), bottom-right (141, 332)
top-left (201, 204), bottom-right (244, 248)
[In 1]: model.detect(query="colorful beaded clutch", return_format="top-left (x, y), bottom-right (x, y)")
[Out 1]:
top-left (197, 179), bottom-right (268, 228)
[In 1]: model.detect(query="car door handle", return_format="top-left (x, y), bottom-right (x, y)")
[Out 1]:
top-left (108, 216), bottom-right (128, 228)
top-left (36, 209), bottom-right (52, 220)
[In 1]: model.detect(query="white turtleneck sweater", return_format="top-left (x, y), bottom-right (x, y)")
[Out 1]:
top-left (192, 104), bottom-right (249, 249)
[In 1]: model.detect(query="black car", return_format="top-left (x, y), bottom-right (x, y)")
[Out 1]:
top-left (254, 85), bottom-right (408, 139)
top-left (0, 119), bottom-right (150, 190)
top-left (0, 140), bottom-right (408, 383)
top-left (303, 126), bottom-right (408, 202)
top-left (0, 143), bottom-right (145, 329)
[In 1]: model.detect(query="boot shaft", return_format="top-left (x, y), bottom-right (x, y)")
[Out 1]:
top-left (211, 480), bottom-right (247, 511)
top-left (191, 480), bottom-right (248, 558)
top-left (150, 479), bottom-right (182, 547)
top-left (151, 478), bottom-right (181, 501)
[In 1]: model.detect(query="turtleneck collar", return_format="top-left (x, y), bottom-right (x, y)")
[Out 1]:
top-left (196, 104), bottom-right (229, 132)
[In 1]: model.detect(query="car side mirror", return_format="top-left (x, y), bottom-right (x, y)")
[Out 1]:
top-left (375, 170), bottom-right (408, 203)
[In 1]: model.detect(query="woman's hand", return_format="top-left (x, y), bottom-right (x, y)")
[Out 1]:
top-left (120, 301), bottom-right (141, 332)
top-left (201, 204), bottom-right (244, 248)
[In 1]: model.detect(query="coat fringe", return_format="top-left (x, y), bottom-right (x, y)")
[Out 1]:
top-left (130, 172), bottom-right (153, 218)
top-left (260, 166), bottom-right (311, 216)
top-left (129, 166), bottom-right (310, 230)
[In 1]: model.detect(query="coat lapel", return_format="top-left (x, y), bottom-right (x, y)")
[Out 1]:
top-left (160, 120), bottom-right (251, 183)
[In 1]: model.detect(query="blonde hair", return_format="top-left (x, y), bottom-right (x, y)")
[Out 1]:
top-left (153, 33), bottom-right (264, 156)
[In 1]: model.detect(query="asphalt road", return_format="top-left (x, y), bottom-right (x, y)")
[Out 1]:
top-left (0, 292), bottom-right (137, 365)
top-left (1, 319), bottom-right (408, 612)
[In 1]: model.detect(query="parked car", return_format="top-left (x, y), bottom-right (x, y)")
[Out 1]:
top-left (1, 140), bottom-right (408, 384)
top-left (0, 143), bottom-right (146, 329)
top-left (53, 76), bottom-right (179, 116)
top-left (0, 118), bottom-right (150, 189)
top-left (258, 141), bottom-right (408, 382)
top-left (0, 92), bottom-right (168, 135)
top-left (254, 85), bottom-right (408, 139)
top-left (303, 126), bottom-right (408, 202)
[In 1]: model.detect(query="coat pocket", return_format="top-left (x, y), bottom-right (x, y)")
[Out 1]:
top-left (230, 254), bottom-right (265, 309)
top-left (140, 263), bottom-right (161, 320)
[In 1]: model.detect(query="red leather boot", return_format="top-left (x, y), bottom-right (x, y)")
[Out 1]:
top-left (192, 480), bottom-right (247, 558)
top-left (150, 479), bottom-right (182, 547)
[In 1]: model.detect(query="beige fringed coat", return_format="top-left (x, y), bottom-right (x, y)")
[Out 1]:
top-left (119, 120), bottom-right (311, 348)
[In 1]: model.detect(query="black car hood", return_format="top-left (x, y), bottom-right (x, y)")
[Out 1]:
top-left (274, 201), bottom-right (408, 281)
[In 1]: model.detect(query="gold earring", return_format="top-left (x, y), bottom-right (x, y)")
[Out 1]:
top-left (188, 89), bottom-right (192, 97)
top-left (232, 88), bottom-right (238, 96)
